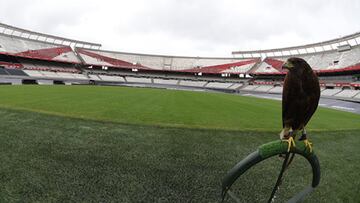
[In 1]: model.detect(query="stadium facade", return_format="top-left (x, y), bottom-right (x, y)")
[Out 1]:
top-left (0, 22), bottom-right (359, 101)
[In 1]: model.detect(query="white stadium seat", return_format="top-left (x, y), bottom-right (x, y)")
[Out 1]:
top-left (153, 79), bottom-right (179, 85)
top-left (98, 75), bottom-right (125, 82)
top-left (241, 85), bottom-right (259, 91)
top-left (205, 82), bottom-right (233, 89)
top-left (268, 86), bottom-right (283, 94)
top-left (125, 77), bottom-right (152, 83)
top-left (334, 90), bottom-right (360, 98)
top-left (321, 89), bottom-right (342, 96)
top-left (253, 85), bottom-right (274, 92)
top-left (179, 80), bottom-right (207, 87)
top-left (228, 83), bottom-right (243, 90)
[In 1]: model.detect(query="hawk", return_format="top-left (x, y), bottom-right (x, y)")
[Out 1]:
top-left (280, 57), bottom-right (320, 150)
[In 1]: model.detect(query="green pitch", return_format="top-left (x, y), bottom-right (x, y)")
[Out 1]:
top-left (0, 85), bottom-right (359, 202)
top-left (0, 85), bottom-right (358, 131)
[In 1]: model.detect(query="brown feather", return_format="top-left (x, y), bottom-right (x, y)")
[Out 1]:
top-left (281, 57), bottom-right (320, 136)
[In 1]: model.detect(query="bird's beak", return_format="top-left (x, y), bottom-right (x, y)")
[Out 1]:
top-left (282, 61), bottom-right (293, 70)
top-left (282, 62), bottom-right (288, 70)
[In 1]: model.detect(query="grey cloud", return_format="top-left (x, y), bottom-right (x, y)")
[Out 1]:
top-left (1, 0), bottom-right (360, 56)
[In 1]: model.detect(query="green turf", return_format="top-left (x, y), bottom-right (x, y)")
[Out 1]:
top-left (0, 85), bottom-right (359, 131)
top-left (0, 85), bottom-right (359, 202)
top-left (0, 108), bottom-right (359, 202)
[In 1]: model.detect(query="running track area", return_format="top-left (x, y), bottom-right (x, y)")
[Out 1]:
top-left (240, 92), bottom-right (360, 115)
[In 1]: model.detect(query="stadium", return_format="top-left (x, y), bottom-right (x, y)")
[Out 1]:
top-left (0, 5), bottom-right (360, 202)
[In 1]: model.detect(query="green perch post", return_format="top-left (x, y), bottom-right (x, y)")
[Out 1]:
top-left (222, 140), bottom-right (320, 203)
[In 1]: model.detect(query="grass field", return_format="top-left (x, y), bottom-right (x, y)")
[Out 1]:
top-left (0, 85), bottom-right (359, 202)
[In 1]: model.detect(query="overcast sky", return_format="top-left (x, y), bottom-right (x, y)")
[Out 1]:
top-left (1, 0), bottom-right (360, 57)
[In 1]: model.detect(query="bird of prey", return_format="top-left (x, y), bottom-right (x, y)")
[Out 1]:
top-left (280, 57), bottom-right (320, 151)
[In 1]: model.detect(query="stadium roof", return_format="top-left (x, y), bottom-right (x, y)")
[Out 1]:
top-left (0, 22), bottom-right (101, 49)
top-left (232, 32), bottom-right (360, 58)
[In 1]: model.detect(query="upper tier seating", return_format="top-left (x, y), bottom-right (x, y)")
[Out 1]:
top-left (183, 59), bottom-right (259, 74)
top-left (0, 34), bottom-right (81, 63)
top-left (253, 45), bottom-right (360, 74)
top-left (76, 48), bottom-right (260, 74)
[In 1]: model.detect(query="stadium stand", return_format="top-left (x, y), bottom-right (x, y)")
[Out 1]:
top-left (37, 80), bottom-right (54, 85)
top-left (205, 82), bottom-right (234, 89)
top-left (0, 66), bottom-right (28, 76)
top-left (4, 68), bottom-right (28, 76)
top-left (268, 86), bottom-right (283, 94)
top-left (0, 54), bottom-right (23, 68)
top-left (0, 22), bottom-right (359, 101)
top-left (228, 83), bottom-right (244, 90)
top-left (23, 70), bottom-right (44, 77)
top-left (234, 31), bottom-right (360, 74)
top-left (22, 69), bottom-right (87, 80)
top-left (19, 59), bottom-right (80, 73)
top-left (76, 48), bottom-right (260, 74)
top-left (0, 34), bottom-right (81, 64)
top-left (252, 58), bottom-right (283, 74)
top-left (184, 59), bottom-right (260, 74)
top-left (97, 75), bottom-right (126, 82)
top-left (125, 77), bottom-right (152, 83)
top-left (241, 85), bottom-right (259, 91)
top-left (334, 89), bottom-right (360, 98)
top-left (73, 74), bottom-right (89, 80)
top-left (0, 68), bottom-right (8, 75)
top-left (250, 45), bottom-right (360, 75)
top-left (87, 74), bottom-right (102, 81)
top-left (253, 85), bottom-right (274, 92)
top-left (321, 89), bottom-right (343, 96)
top-left (153, 78), bottom-right (179, 85)
top-left (354, 92), bottom-right (360, 99)
top-left (179, 80), bottom-right (207, 87)
top-left (0, 78), bottom-right (22, 85)
top-left (55, 72), bottom-right (76, 79)
top-left (40, 71), bottom-right (61, 78)
top-left (227, 83), bottom-right (242, 89)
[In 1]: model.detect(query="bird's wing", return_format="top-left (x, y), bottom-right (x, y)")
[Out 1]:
top-left (303, 72), bottom-right (320, 126)
top-left (282, 74), bottom-right (291, 128)
top-left (282, 73), bottom-right (306, 129)
top-left (282, 73), bottom-right (304, 128)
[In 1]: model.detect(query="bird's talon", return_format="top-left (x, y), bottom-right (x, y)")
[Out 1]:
top-left (303, 139), bottom-right (313, 153)
top-left (282, 136), bottom-right (296, 152)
